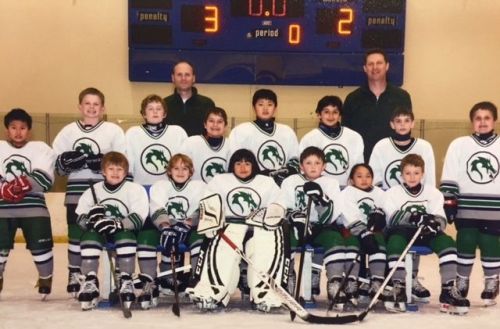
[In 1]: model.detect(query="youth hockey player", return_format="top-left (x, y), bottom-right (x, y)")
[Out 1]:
top-left (52, 87), bottom-right (126, 296)
top-left (125, 94), bottom-right (187, 308)
top-left (149, 154), bottom-right (206, 301)
top-left (369, 106), bottom-right (435, 302)
top-left (340, 163), bottom-right (387, 307)
top-left (228, 89), bottom-right (299, 186)
top-left (278, 146), bottom-right (346, 310)
top-left (440, 101), bottom-right (500, 306)
top-left (0, 109), bottom-right (56, 298)
top-left (182, 107), bottom-right (230, 183)
top-left (383, 154), bottom-right (469, 314)
top-left (186, 149), bottom-right (285, 312)
top-left (75, 152), bottom-right (148, 310)
top-left (299, 95), bottom-right (364, 188)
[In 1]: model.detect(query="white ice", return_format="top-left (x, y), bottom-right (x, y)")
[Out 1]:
top-left (0, 244), bottom-right (498, 329)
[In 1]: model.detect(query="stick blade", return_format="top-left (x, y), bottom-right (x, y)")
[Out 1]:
top-left (303, 313), bottom-right (359, 325)
top-left (290, 311), bottom-right (296, 321)
top-left (172, 304), bottom-right (180, 317)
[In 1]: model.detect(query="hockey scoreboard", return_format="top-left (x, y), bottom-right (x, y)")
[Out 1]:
top-left (129, 0), bottom-right (406, 85)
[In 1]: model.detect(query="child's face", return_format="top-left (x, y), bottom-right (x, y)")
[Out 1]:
top-left (351, 166), bottom-right (373, 190)
top-left (254, 99), bottom-right (276, 121)
top-left (6, 120), bottom-right (30, 148)
top-left (401, 164), bottom-right (424, 188)
top-left (79, 94), bottom-right (105, 120)
top-left (102, 164), bottom-right (127, 185)
top-left (318, 105), bottom-right (341, 127)
top-left (204, 113), bottom-right (226, 138)
top-left (168, 160), bottom-right (192, 184)
top-left (300, 155), bottom-right (325, 180)
top-left (234, 160), bottom-right (253, 180)
top-left (143, 101), bottom-right (166, 124)
top-left (390, 115), bottom-right (414, 135)
top-left (472, 109), bottom-right (496, 135)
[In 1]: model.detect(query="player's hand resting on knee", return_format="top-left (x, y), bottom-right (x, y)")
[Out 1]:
top-left (93, 217), bottom-right (123, 235)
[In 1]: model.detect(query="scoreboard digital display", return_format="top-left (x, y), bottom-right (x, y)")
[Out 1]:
top-left (129, 0), bottom-right (406, 85)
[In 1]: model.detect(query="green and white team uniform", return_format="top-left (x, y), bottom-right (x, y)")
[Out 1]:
top-left (299, 126), bottom-right (364, 188)
top-left (187, 173), bottom-right (283, 311)
top-left (229, 122), bottom-right (299, 171)
top-left (0, 141), bottom-right (56, 296)
top-left (181, 135), bottom-right (230, 183)
top-left (370, 137), bottom-right (436, 189)
top-left (441, 134), bottom-right (500, 304)
top-left (339, 185), bottom-right (386, 283)
top-left (52, 120), bottom-right (126, 293)
top-left (126, 124), bottom-right (187, 185)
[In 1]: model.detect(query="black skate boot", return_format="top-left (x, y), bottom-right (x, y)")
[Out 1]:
top-left (119, 274), bottom-right (136, 309)
top-left (67, 267), bottom-right (81, 297)
top-left (311, 268), bottom-right (321, 296)
top-left (0, 276), bottom-right (3, 294)
top-left (78, 273), bottom-right (100, 311)
top-left (412, 277), bottom-right (430, 303)
top-left (481, 275), bottom-right (499, 307)
top-left (344, 278), bottom-right (359, 307)
top-left (137, 273), bottom-right (158, 310)
top-left (384, 280), bottom-right (406, 312)
top-left (455, 275), bottom-right (469, 297)
top-left (439, 281), bottom-right (470, 315)
top-left (327, 277), bottom-right (347, 311)
top-left (37, 276), bottom-right (52, 300)
top-left (238, 267), bottom-right (250, 301)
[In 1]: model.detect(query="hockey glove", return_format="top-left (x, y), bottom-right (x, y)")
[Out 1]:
top-left (15, 176), bottom-right (32, 193)
top-left (0, 181), bottom-right (24, 203)
top-left (160, 222), bottom-right (190, 252)
top-left (359, 230), bottom-right (379, 255)
top-left (57, 151), bottom-right (87, 173)
top-left (86, 153), bottom-right (103, 172)
top-left (93, 217), bottom-right (123, 235)
top-left (288, 210), bottom-right (311, 241)
top-left (444, 195), bottom-right (458, 224)
top-left (367, 208), bottom-right (386, 231)
top-left (409, 213), bottom-right (440, 235)
top-left (87, 204), bottom-right (105, 229)
top-left (303, 181), bottom-right (328, 206)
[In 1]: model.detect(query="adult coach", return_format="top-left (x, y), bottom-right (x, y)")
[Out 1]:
top-left (164, 60), bottom-right (216, 136)
top-left (342, 48), bottom-right (412, 162)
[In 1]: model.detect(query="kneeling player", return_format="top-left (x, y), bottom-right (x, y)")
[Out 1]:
top-left (383, 154), bottom-right (469, 314)
top-left (187, 149), bottom-right (285, 312)
top-left (75, 152), bottom-right (148, 310)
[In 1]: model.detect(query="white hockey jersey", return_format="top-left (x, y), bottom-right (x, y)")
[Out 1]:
top-left (0, 141), bottom-right (56, 218)
top-left (126, 124), bottom-right (187, 185)
top-left (181, 135), bottom-right (230, 183)
top-left (299, 127), bottom-right (364, 187)
top-left (52, 120), bottom-right (126, 204)
top-left (75, 180), bottom-right (149, 231)
top-left (228, 122), bottom-right (299, 170)
top-left (441, 135), bottom-right (500, 221)
top-left (339, 185), bottom-right (386, 228)
top-left (370, 137), bottom-right (436, 189)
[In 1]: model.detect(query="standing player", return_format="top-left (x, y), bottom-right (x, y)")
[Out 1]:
top-left (383, 154), bottom-right (469, 314)
top-left (0, 109), bottom-right (56, 298)
top-left (440, 101), bottom-right (500, 306)
top-left (75, 152), bottom-right (149, 310)
top-left (278, 146), bottom-right (346, 309)
top-left (299, 95), bottom-right (364, 188)
top-left (125, 94), bottom-right (187, 308)
top-left (229, 89), bottom-right (299, 186)
top-left (52, 87), bottom-right (126, 296)
top-left (182, 107), bottom-right (230, 183)
top-left (186, 149), bottom-right (284, 312)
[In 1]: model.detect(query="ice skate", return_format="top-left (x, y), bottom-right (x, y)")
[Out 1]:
top-left (439, 282), bottom-right (470, 315)
top-left (311, 268), bottom-right (321, 296)
top-left (412, 277), bottom-right (430, 303)
top-left (237, 267), bottom-right (250, 301)
top-left (67, 268), bottom-right (81, 297)
top-left (344, 278), bottom-right (359, 307)
top-left (137, 274), bottom-right (158, 310)
top-left (36, 276), bottom-right (52, 300)
top-left (78, 274), bottom-right (99, 311)
top-left (384, 280), bottom-right (406, 312)
top-left (287, 269), bottom-right (296, 295)
top-left (327, 277), bottom-right (347, 311)
top-left (119, 274), bottom-right (136, 309)
top-left (481, 275), bottom-right (499, 307)
top-left (0, 276), bottom-right (3, 294)
top-left (455, 274), bottom-right (469, 297)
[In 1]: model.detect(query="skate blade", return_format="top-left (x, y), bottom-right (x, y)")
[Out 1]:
top-left (482, 299), bottom-right (497, 307)
top-left (81, 299), bottom-right (98, 311)
top-left (384, 302), bottom-right (406, 312)
top-left (123, 301), bottom-right (133, 309)
top-left (411, 295), bottom-right (430, 303)
top-left (440, 303), bottom-right (468, 315)
top-left (40, 294), bottom-right (49, 301)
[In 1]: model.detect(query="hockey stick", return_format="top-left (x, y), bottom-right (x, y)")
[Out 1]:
top-left (89, 180), bottom-right (132, 319)
top-left (218, 231), bottom-right (359, 324)
top-left (358, 226), bottom-right (423, 321)
top-left (327, 253), bottom-right (361, 313)
top-left (290, 198), bottom-right (313, 321)
top-left (170, 246), bottom-right (181, 317)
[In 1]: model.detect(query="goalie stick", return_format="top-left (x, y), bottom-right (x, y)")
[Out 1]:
top-left (89, 180), bottom-right (132, 319)
top-left (218, 231), bottom-right (359, 324)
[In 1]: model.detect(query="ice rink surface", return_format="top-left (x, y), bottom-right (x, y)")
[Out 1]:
top-left (0, 244), bottom-right (498, 329)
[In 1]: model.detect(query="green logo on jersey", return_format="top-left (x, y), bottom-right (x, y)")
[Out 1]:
top-left (359, 201), bottom-right (372, 216)
top-left (295, 189), bottom-right (306, 210)
top-left (205, 162), bottom-right (224, 178)
top-left (262, 145), bottom-right (284, 167)
top-left (323, 144), bottom-right (349, 175)
top-left (75, 142), bottom-right (94, 155)
top-left (389, 165), bottom-right (402, 183)
top-left (145, 149), bottom-right (168, 172)
top-left (466, 152), bottom-right (499, 184)
top-left (140, 144), bottom-right (171, 175)
top-left (104, 204), bottom-right (124, 219)
top-left (72, 138), bottom-right (100, 157)
top-left (404, 204), bottom-right (426, 214)
top-left (470, 157), bottom-right (496, 180)
top-left (167, 201), bottom-right (186, 218)
top-left (231, 191), bottom-right (258, 213)
top-left (5, 159), bottom-right (28, 177)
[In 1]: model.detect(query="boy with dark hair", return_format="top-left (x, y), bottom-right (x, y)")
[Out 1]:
top-left (0, 108), bottom-right (56, 298)
top-left (383, 154), bottom-right (469, 314)
top-left (299, 95), bottom-right (364, 188)
top-left (75, 151), bottom-right (149, 311)
top-left (441, 101), bottom-right (500, 306)
top-left (52, 87), bottom-right (126, 296)
top-left (229, 89), bottom-right (299, 186)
